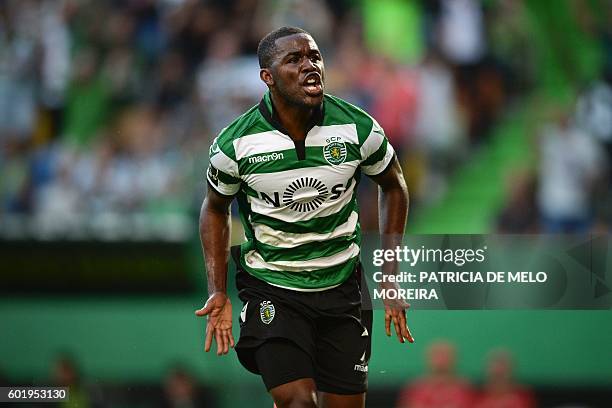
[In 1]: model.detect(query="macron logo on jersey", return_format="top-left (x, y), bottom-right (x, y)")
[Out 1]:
top-left (248, 152), bottom-right (284, 164)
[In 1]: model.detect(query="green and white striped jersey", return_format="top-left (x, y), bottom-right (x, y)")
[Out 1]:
top-left (207, 92), bottom-right (395, 291)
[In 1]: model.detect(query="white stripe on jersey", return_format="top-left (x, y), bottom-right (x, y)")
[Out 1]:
top-left (233, 130), bottom-right (294, 160)
top-left (210, 149), bottom-right (240, 178)
top-left (360, 128), bottom-right (385, 160)
top-left (244, 242), bottom-right (360, 272)
top-left (265, 281), bottom-right (343, 292)
top-left (253, 211), bottom-right (359, 248)
top-left (304, 124), bottom-right (360, 146)
top-left (361, 142), bottom-right (395, 176)
top-left (207, 174), bottom-right (240, 196)
top-left (233, 124), bottom-right (359, 160)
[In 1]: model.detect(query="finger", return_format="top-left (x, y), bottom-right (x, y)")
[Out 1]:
top-left (219, 330), bottom-right (228, 355)
top-left (224, 330), bottom-right (232, 354)
top-left (398, 312), bottom-right (414, 343)
top-left (404, 324), bottom-right (415, 343)
top-left (224, 328), bottom-right (235, 349)
top-left (215, 329), bottom-right (225, 356)
top-left (195, 303), bottom-right (213, 317)
top-left (204, 324), bottom-right (214, 352)
top-left (385, 312), bottom-right (391, 337)
top-left (220, 331), bottom-right (227, 355)
top-left (228, 330), bottom-right (235, 348)
top-left (220, 329), bottom-right (228, 355)
top-left (392, 314), bottom-right (404, 343)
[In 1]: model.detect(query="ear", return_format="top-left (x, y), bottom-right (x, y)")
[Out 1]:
top-left (260, 68), bottom-right (274, 87)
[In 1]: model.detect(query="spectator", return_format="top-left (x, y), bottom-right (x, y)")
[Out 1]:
top-left (0, 0), bottom-right (38, 145)
top-left (537, 109), bottom-right (606, 233)
top-left (475, 349), bottom-right (536, 408)
top-left (413, 49), bottom-right (466, 202)
top-left (496, 169), bottom-right (539, 233)
top-left (396, 341), bottom-right (475, 408)
top-left (52, 354), bottom-right (92, 408)
top-left (162, 365), bottom-right (213, 408)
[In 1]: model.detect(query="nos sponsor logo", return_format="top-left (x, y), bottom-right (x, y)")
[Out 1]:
top-left (259, 178), bottom-right (350, 212)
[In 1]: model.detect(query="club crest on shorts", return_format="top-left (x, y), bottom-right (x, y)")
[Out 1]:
top-left (323, 137), bottom-right (347, 165)
top-left (259, 300), bottom-right (275, 324)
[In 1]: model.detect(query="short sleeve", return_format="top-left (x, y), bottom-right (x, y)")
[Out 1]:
top-left (206, 136), bottom-right (241, 196)
top-left (359, 119), bottom-right (395, 176)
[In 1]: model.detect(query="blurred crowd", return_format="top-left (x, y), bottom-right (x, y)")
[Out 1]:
top-left (4, 341), bottom-right (600, 408)
top-left (496, 78), bottom-right (612, 233)
top-left (0, 344), bottom-right (537, 408)
top-left (396, 341), bottom-right (535, 408)
top-left (1, 332), bottom-right (609, 408)
top-left (1, 354), bottom-right (217, 408)
top-left (0, 0), bottom-right (610, 236)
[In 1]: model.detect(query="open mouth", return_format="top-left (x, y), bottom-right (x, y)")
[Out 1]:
top-left (302, 73), bottom-right (323, 96)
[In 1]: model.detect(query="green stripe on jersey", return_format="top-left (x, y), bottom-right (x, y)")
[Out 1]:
top-left (215, 168), bottom-right (241, 184)
top-left (240, 243), bottom-right (359, 290)
top-left (323, 94), bottom-right (373, 145)
top-left (362, 138), bottom-right (388, 167)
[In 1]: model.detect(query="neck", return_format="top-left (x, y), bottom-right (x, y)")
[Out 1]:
top-left (270, 92), bottom-right (319, 141)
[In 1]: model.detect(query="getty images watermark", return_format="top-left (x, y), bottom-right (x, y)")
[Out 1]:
top-left (362, 234), bottom-right (610, 309)
top-left (371, 245), bottom-right (547, 300)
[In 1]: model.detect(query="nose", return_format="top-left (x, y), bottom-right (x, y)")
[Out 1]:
top-left (301, 57), bottom-right (316, 72)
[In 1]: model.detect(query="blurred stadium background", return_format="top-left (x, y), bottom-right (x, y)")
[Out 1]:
top-left (1, 0), bottom-right (611, 407)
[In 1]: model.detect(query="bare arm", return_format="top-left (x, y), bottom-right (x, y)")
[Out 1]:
top-left (194, 186), bottom-right (236, 355)
top-left (370, 157), bottom-right (414, 344)
top-left (371, 157), bottom-right (409, 270)
top-left (200, 186), bottom-right (233, 295)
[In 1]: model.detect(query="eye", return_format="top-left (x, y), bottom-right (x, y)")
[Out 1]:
top-left (310, 54), bottom-right (321, 62)
top-left (287, 56), bottom-right (299, 63)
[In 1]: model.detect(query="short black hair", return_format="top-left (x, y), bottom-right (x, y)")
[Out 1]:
top-left (257, 26), bottom-right (311, 68)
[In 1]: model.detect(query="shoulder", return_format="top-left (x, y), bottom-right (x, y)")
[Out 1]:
top-left (323, 94), bottom-right (377, 144)
top-left (212, 103), bottom-right (271, 160)
top-left (324, 94), bottom-right (373, 123)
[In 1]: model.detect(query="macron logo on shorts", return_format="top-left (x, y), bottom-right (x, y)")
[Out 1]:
top-left (354, 351), bottom-right (368, 372)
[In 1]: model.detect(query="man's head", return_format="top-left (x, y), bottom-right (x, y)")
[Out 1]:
top-left (257, 26), bottom-right (325, 108)
top-left (486, 349), bottom-right (514, 383)
top-left (426, 341), bottom-right (456, 375)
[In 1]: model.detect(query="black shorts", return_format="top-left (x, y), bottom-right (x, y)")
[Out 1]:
top-left (232, 247), bottom-right (373, 395)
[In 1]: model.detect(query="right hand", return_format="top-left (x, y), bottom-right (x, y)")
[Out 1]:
top-left (194, 292), bottom-right (235, 355)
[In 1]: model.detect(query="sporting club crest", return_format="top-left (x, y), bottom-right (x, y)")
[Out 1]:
top-left (323, 138), bottom-right (347, 165)
top-left (259, 300), bottom-right (275, 324)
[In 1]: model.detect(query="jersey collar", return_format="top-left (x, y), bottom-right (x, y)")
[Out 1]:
top-left (258, 91), bottom-right (325, 135)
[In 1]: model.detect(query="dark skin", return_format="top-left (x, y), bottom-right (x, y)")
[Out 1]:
top-left (196, 33), bottom-right (413, 408)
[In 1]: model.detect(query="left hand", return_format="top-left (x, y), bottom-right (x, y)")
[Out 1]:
top-left (381, 283), bottom-right (414, 344)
